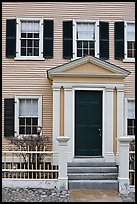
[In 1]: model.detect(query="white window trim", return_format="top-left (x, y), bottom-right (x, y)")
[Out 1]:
top-left (15, 95), bottom-right (42, 137)
top-left (125, 97), bottom-right (135, 138)
top-left (123, 21), bottom-right (135, 63)
top-left (15, 18), bottom-right (44, 60)
top-left (72, 19), bottom-right (99, 60)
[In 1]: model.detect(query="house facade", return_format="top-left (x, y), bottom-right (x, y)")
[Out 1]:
top-left (2, 2), bottom-right (135, 167)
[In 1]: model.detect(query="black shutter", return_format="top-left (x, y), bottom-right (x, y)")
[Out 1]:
top-left (4, 99), bottom-right (15, 137)
top-left (6, 19), bottom-right (16, 58)
top-left (114, 22), bottom-right (124, 59)
top-left (43, 20), bottom-right (54, 59)
top-left (63, 21), bottom-right (73, 59)
top-left (99, 22), bottom-right (109, 59)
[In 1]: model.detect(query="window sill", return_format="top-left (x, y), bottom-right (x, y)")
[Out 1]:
top-left (123, 58), bottom-right (135, 63)
top-left (14, 57), bottom-right (45, 61)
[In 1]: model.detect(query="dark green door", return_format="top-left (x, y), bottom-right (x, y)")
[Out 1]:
top-left (75, 90), bottom-right (102, 156)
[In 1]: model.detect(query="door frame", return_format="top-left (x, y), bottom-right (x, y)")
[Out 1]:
top-left (72, 87), bottom-right (105, 158)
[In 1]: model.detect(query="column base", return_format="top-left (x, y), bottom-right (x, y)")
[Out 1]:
top-left (118, 177), bottom-right (130, 194)
top-left (57, 177), bottom-right (68, 190)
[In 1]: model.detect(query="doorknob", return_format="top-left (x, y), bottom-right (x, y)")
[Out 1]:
top-left (98, 128), bottom-right (101, 136)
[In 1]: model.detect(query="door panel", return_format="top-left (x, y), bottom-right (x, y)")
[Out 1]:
top-left (75, 90), bottom-right (102, 156)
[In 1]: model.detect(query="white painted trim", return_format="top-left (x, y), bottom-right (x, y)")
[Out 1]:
top-left (72, 87), bottom-right (105, 158)
top-left (48, 55), bottom-right (130, 78)
top-left (124, 21), bottom-right (135, 61)
top-left (2, 179), bottom-right (58, 189)
top-left (72, 19), bottom-right (99, 59)
top-left (15, 95), bottom-right (42, 136)
top-left (16, 18), bottom-right (43, 59)
top-left (52, 87), bottom-right (60, 164)
top-left (53, 81), bottom-right (124, 89)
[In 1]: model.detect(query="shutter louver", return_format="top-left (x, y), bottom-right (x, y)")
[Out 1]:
top-left (99, 22), bottom-right (109, 59)
top-left (4, 99), bottom-right (15, 137)
top-left (114, 22), bottom-right (124, 59)
top-left (6, 19), bottom-right (16, 58)
top-left (43, 20), bottom-right (54, 59)
top-left (63, 21), bottom-right (73, 59)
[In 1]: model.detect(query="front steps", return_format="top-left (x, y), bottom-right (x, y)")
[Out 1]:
top-left (67, 161), bottom-right (119, 190)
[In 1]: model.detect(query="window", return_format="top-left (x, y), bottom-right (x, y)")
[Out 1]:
top-left (16, 18), bottom-right (43, 60)
top-left (76, 22), bottom-right (95, 57)
top-left (127, 100), bottom-right (135, 136)
top-left (21, 21), bottom-right (40, 57)
top-left (124, 22), bottom-right (135, 61)
top-left (15, 96), bottom-right (42, 136)
top-left (73, 20), bottom-right (99, 59)
top-left (19, 99), bottom-right (38, 135)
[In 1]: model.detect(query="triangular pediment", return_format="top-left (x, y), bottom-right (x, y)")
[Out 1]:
top-left (47, 56), bottom-right (130, 80)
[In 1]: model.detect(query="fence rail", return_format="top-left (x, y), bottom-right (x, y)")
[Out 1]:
top-left (2, 146), bottom-right (58, 180)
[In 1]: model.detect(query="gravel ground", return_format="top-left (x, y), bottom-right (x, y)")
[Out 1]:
top-left (2, 187), bottom-right (135, 202)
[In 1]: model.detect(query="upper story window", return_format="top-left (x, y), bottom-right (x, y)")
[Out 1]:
top-left (20, 21), bottom-right (40, 57)
top-left (76, 22), bottom-right (96, 57)
top-left (126, 22), bottom-right (135, 59)
top-left (73, 20), bottom-right (100, 59)
top-left (16, 18), bottom-right (43, 60)
top-left (6, 18), bottom-right (53, 60)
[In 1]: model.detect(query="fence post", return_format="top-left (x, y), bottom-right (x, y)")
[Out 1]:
top-left (117, 136), bottom-right (133, 194)
top-left (56, 136), bottom-right (70, 190)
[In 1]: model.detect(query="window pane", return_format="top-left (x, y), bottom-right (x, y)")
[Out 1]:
top-left (21, 40), bottom-right (26, 48)
top-left (21, 33), bottom-right (26, 38)
top-left (83, 41), bottom-right (88, 48)
top-left (89, 49), bottom-right (95, 56)
top-left (21, 48), bottom-right (26, 56)
top-left (32, 127), bottom-right (37, 134)
top-left (34, 33), bottom-right (39, 38)
top-left (77, 49), bottom-right (82, 57)
top-left (32, 118), bottom-right (38, 125)
top-left (89, 41), bottom-right (95, 49)
top-left (34, 48), bottom-right (39, 56)
top-left (83, 49), bottom-right (88, 56)
top-left (26, 126), bottom-right (31, 134)
top-left (27, 40), bottom-right (32, 47)
top-left (28, 33), bottom-right (33, 38)
top-left (19, 127), bottom-right (25, 134)
top-left (77, 41), bottom-right (82, 48)
top-left (26, 118), bottom-right (31, 125)
top-left (27, 48), bottom-right (32, 56)
top-left (34, 40), bottom-right (39, 47)
top-left (19, 118), bottom-right (25, 125)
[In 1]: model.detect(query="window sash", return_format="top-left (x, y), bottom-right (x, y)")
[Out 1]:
top-left (77, 23), bottom-right (95, 40)
top-left (19, 99), bottom-right (38, 117)
top-left (127, 23), bottom-right (135, 41)
top-left (128, 101), bottom-right (135, 119)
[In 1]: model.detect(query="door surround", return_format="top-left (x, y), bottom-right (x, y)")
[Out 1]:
top-left (72, 87), bottom-right (105, 159)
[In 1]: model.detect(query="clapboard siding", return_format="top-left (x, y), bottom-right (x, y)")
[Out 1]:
top-left (2, 2), bottom-right (135, 149)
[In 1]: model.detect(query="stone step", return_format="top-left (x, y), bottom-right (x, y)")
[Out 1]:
top-left (68, 172), bottom-right (118, 180)
top-left (67, 166), bottom-right (118, 173)
top-left (68, 180), bottom-right (119, 190)
top-left (68, 162), bottom-right (116, 167)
